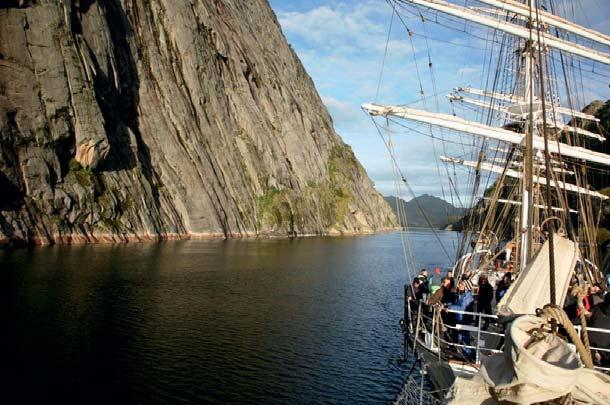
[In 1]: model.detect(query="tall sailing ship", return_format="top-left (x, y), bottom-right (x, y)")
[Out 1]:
top-left (362, 0), bottom-right (610, 403)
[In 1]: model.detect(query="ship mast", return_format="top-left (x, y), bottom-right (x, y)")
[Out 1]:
top-left (519, 0), bottom-right (535, 269)
top-left (364, 0), bottom-right (610, 271)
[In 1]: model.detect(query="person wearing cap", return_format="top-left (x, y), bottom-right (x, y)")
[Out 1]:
top-left (416, 269), bottom-right (430, 300)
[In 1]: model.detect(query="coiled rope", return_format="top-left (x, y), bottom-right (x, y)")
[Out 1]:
top-left (539, 303), bottom-right (594, 369)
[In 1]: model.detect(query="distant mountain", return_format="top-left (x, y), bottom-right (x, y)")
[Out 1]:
top-left (384, 195), bottom-right (467, 229)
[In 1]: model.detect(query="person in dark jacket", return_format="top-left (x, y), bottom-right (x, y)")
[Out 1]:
top-left (405, 278), bottom-right (422, 324)
top-left (590, 283), bottom-right (605, 307)
top-left (416, 269), bottom-right (430, 299)
top-left (495, 273), bottom-right (512, 303)
top-left (589, 293), bottom-right (610, 366)
top-left (441, 277), bottom-right (456, 305)
top-left (477, 274), bottom-right (494, 329)
top-left (406, 278), bottom-right (422, 301)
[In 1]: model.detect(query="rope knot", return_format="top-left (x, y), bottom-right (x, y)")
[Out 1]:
top-left (537, 303), bottom-right (594, 368)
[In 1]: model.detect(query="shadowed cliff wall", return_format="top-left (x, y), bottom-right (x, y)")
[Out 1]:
top-left (0, 0), bottom-right (396, 244)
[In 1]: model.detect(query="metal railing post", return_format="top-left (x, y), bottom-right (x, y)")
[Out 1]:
top-left (407, 299), bottom-right (412, 333)
top-left (431, 306), bottom-right (436, 350)
top-left (476, 314), bottom-right (482, 364)
top-left (413, 302), bottom-right (422, 355)
top-left (419, 366), bottom-right (425, 404)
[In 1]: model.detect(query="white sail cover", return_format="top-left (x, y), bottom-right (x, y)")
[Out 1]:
top-left (498, 234), bottom-right (577, 315)
top-left (448, 315), bottom-right (610, 404)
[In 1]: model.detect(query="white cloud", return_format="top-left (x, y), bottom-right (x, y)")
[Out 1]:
top-left (457, 67), bottom-right (479, 76)
top-left (278, 4), bottom-right (379, 51)
top-left (321, 96), bottom-right (360, 126)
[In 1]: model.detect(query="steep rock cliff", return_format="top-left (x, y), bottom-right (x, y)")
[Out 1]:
top-left (0, 0), bottom-right (396, 244)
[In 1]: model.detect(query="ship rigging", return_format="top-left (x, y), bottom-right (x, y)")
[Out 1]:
top-left (363, 0), bottom-right (610, 403)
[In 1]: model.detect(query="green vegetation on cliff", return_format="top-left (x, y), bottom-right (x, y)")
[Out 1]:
top-left (256, 144), bottom-right (392, 235)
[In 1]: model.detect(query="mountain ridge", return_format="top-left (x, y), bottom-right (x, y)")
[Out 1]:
top-left (384, 194), bottom-right (466, 229)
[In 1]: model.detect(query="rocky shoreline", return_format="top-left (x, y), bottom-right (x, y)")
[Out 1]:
top-left (0, 227), bottom-right (401, 247)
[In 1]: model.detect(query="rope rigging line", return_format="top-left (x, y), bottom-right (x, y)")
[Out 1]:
top-left (386, 0), bottom-right (461, 234)
top-left (376, 7), bottom-right (396, 103)
top-left (390, 134), bottom-right (418, 285)
top-left (375, 2), bottom-right (422, 285)
top-left (377, 0), bottom-right (609, 271)
top-left (420, 10), bottom-right (459, 221)
top-left (391, 0), bottom-right (610, 83)
top-left (370, 115), bottom-right (454, 262)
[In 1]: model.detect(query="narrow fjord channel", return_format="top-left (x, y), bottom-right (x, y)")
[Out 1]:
top-left (2, 231), bottom-right (458, 404)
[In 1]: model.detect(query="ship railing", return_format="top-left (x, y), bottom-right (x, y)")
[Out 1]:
top-left (422, 305), bottom-right (503, 364)
top-left (405, 298), bottom-right (610, 373)
top-left (574, 325), bottom-right (610, 373)
top-left (405, 299), bottom-right (504, 364)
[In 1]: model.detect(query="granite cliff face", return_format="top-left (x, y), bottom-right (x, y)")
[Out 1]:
top-left (0, 0), bottom-right (396, 244)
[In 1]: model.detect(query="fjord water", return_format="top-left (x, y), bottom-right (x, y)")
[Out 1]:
top-left (2, 231), bottom-right (458, 404)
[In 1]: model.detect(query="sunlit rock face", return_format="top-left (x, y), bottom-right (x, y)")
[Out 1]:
top-left (0, 0), bottom-right (396, 245)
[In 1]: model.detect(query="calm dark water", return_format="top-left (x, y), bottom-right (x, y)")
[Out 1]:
top-left (1, 231), bottom-right (458, 404)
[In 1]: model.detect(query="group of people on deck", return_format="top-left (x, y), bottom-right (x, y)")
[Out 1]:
top-left (408, 268), bottom-right (512, 319)
top-left (407, 267), bottom-right (610, 365)
top-left (407, 267), bottom-right (514, 360)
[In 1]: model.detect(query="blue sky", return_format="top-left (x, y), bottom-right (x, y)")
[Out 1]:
top-left (268, 0), bottom-right (610, 202)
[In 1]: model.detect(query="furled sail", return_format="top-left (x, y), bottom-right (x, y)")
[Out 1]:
top-left (449, 93), bottom-right (601, 124)
top-left (449, 315), bottom-right (610, 404)
top-left (552, 124), bottom-right (606, 142)
top-left (456, 86), bottom-right (525, 103)
top-left (402, 0), bottom-right (610, 65)
top-left (362, 104), bottom-right (610, 167)
top-left (441, 156), bottom-right (608, 200)
top-left (475, 0), bottom-right (610, 48)
top-left (497, 234), bottom-right (578, 315)
top-left (483, 197), bottom-right (578, 214)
